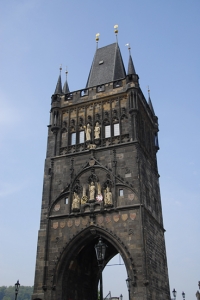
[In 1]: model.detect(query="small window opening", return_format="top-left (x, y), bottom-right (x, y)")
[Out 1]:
top-left (114, 123), bottom-right (120, 136)
top-left (105, 125), bottom-right (111, 138)
top-left (71, 132), bottom-right (76, 145)
top-left (119, 189), bottom-right (124, 196)
top-left (79, 131), bottom-right (84, 143)
top-left (99, 60), bottom-right (104, 65)
top-left (65, 197), bottom-right (68, 204)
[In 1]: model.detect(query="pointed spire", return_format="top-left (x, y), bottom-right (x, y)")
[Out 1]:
top-left (54, 65), bottom-right (63, 95)
top-left (148, 87), bottom-right (155, 115)
top-left (126, 44), bottom-right (136, 75)
top-left (63, 68), bottom-right (70, 94)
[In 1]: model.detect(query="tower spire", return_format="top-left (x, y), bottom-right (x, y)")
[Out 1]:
top-left (63, 68), bottom-right (70, 94)
top-left (54, 65), bottom-right (63, 95)
top-left (126, 44), bottom-right (136, 75)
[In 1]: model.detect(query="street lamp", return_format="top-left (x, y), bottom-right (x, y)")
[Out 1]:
top-left (95, 237), bottom-right (107, 300)
top-left (172, 288), bottom-right (177, 300)
top-left (126, 276), bottom-right (131, 300)
top-left (15, 280), bottom-right (20, 300)
top-left (182, 291), bottom-right (185, 299)
top-left (119, 294), bottom-right (123, 300)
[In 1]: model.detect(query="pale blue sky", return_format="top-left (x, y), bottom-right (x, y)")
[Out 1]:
top-left (0, 1), bottom-right (200, 299)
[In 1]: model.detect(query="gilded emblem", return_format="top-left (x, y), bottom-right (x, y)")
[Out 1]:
top-left (105, 215), bottom-right (111, 223)
top-left (113, 214), bottom-right (120, 222)
top-left (52, 222), bottom-right (58, 229)
top-left (67, 219), bottom-right (73, 227)
top-left (54, 204), bottom-right (60, 211)
top-left (122, 214), bottom-right (128, 221)
top-left (130, 213), bottom-right (136, 220)
top-left (60, 221), bottom-right (65, 228)
top-left (97, 216), bottom-right (104, 224)
top-left (75, 218), bottom-right (80, 227)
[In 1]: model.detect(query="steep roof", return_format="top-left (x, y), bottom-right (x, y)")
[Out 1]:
top-left (63, 75), bottom-right (70, 94)
top-left (86, 43), bottom-right (126, 88)
top-left (54, 74), bottom-right (62, 94)
top-left (148, 95), bottom-right (155, 115)
top-left (127, 54), bottom-right (136, 75)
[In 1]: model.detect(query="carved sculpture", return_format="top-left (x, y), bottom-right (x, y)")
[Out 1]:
top-left (104, 187), bottom-right (113, 206)
top-left (84, 123), bottom-right (91, 141)
top-left (89, 181), bottom-right (95, 201)
top-left (96, 182), bottom-right (103, 202)
top-left (94, 122), bottom-right (100, 139)
top-left (72, 192), bottom-right (80, 211)
top-left (81, 185), bottom-right (88, 205)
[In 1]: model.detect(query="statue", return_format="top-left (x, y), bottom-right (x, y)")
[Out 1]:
top-left (81, 185), bottom-right (88, 205)
top-left (89, 181), bottom-right (95, 201)
top-left (72, 192), bottom-right (80, 211)
top-left (94, 122), bottom-right (100, 139)
top-left (104, 187), bottom-right (113, 206)
top-left (96, 182), bottom-right (103, 202)
top-left (84, 123), bottom-right (91, 141)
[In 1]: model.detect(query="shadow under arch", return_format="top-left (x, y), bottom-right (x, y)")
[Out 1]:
top-left (53, 225), bottom-right (134, 300)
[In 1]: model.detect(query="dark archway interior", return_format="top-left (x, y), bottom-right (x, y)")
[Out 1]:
top-left (62, 236), bottom-right (118, 300)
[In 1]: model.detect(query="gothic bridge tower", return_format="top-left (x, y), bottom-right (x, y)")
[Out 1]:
top-left (32, 42), bottom-right (170, 300)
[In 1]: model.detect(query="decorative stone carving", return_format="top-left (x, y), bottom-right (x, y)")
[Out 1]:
top-left (84, 123), bottom-right (91, 141)
top-left (89, 182), bottom-right (95, 202)
top-left (104, 187), bottom-right (113, 207)
top-left (72, 192), bottom-right (80, 212)
top-left (81, 185), bottom-right (88, 205)
top-left (94, 122), bottom-right (100, 139)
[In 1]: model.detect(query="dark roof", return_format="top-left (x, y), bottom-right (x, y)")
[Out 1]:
top-left (63, 77), bottom-right (70, 94)
top-left (148, 96), bottom-right (155, 115)
top-left (127, 54), bottom-right (136, 75)
top-left (86, 43), bottom-right (126, 88)
top-left (54, 74), bottom-right (62, 94)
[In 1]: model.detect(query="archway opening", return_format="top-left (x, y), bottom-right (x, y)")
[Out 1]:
top-left (58, 230), bottom-right (130, 300)
top-left (103, 254), bottom-right (128, 300)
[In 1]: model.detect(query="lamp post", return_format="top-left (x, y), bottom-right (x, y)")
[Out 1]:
top-left (15, 280), bottom-right (20, 300)
top-left (182, 291), bottom-right (185, 299)
top-left (95, 237), bottom-right (107, 300)
top-left (126, 276), bottom-right (131, 300)
top-left (172, 288), bottom-right (177, 300)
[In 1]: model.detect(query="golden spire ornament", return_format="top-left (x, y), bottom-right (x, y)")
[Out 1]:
top-left (96, 33), bottom-right (100, 49)
top-left (114, 24), bottom-right (118, 42)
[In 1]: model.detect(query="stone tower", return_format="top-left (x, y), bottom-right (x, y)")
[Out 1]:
top-left (32, 42), bottom-right (170, 300)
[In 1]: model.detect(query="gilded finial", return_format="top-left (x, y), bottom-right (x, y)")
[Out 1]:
top-left (148, 86), bottom-right (150, 97)
top-left (65, 66), bottom-right (68, 76)
top-left (59, 64), bottom-right (62, 73)
top-left (114, 24), bottom-right (118, 42)
top-left (125, 43), bottom-right (131, 54)
top-left (96, 33), bottom-right (100, 49)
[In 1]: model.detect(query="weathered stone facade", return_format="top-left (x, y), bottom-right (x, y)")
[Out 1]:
top-left (32, 43), bottom-right (170, 300)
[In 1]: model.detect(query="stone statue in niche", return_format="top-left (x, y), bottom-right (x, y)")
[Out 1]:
top-left (96, 182), bottom-right (103, 202)
top-left (84, 123), bottom-right (91, 141)
top-left (72, 192), bottom-right (80, 211)
top-left (81, 185), bottom-right (88, 205)
top-left (94, 122), bottom-right (100, 139)
top-left (89, 181), bottom-right (95, 201)
top-left (104, 187), bottom-right (113, 206)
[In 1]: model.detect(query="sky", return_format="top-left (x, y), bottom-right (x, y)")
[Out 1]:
top-left (0, 0), bottom-right (200, 299)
